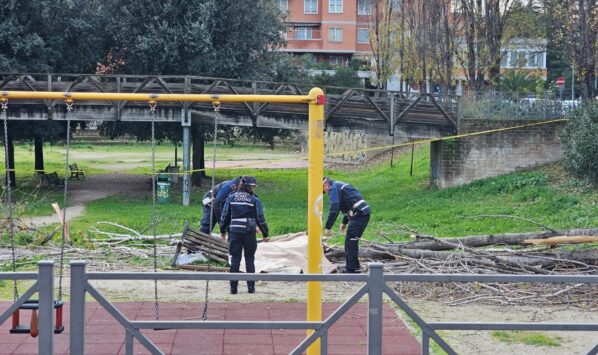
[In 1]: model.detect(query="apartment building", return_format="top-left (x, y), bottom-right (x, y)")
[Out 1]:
top-left (277, 0), bottom-right (373, 66)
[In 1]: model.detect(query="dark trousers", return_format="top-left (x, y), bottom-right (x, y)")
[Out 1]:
top-left (200, 204), bottom-right (221, 234)
top-left (345, 213), bottom-right (370, 271)
top-left (228, 232), bottom-right (257, 289)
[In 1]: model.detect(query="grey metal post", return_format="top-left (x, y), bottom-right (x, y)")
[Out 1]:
top-left (182, 108), bottom-right (191, 206)
top-left (456, 81), bottom-right (463, 134)
top-left (125, 329), bottom-right (134, 355)
top-left (70, 261), bottom-right (87, 355)
top-left (320, 330), bottom-right (328, 355)
top-left (368, 263), bottom-right (384, 354)
top-left (422, 332), bottom-right (430, 355)
top-left (38, 261), bottom-right (55, 355)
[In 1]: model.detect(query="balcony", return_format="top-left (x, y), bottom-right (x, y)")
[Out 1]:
top-left (286, 29), bottom-right (322, 41)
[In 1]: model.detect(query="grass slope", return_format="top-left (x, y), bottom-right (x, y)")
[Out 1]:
top-left (4, 144), bottom-right (596, 246)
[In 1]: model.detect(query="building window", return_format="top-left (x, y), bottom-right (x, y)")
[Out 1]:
top-left (500, 51), bottom-right (508, 68)
top-left (329, 27), bottom-right (343, 42)
top-left (358, 0), bottom-right (371, 15)
top-left (509, 51), bottom-right (519, 67)
top-left (304, 0), bottom-right (318, 13)
top-left (329, 0), bottom-right (343, 13)
top-left (527, 52), bottom-right (537, 68)
top-left (278, 0), bottom-right (288, 12)
top-left (536, 53), bottom-right (545, 68)
top-left (329, 55), bottom-right (346, 66)
top-left (295, 27), bottom-right (313, 40)
top-left (357, 28), bottom-right (369, 43)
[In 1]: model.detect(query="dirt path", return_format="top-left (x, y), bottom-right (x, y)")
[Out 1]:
top-left (24, 174), bottom-right (149, 227)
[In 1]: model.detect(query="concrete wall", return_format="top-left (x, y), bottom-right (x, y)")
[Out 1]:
top-left (430, 119), bottom-right (566, 188)
top-left (322, 132), bottom-right (398, 164)
top-left (298, 131), bottom-right (399, 165)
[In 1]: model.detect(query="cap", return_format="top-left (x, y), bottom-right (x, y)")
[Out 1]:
top-left (243, 176), bottom-right (257, 186)
top-left (323, 176), bottom-right (331, 184)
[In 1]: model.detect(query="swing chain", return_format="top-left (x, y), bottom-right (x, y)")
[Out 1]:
top-left (149, 100), bottom-right (157, 112)
top-left (201, 101), bottom-right (220, 321)
top-left (150, 102), bottom-right (160, 320)
top-left (58, 100), bottom-right (73, 301)
top-left (2, 99), bottom-right (18, 301)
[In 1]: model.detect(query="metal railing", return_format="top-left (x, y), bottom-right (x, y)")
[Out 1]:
top-left (2, 261), bottom-right (597, 354)
top-left (0, 261), bottom-right (55, 354)
top-left (461, 91), bottom-right (572, 120)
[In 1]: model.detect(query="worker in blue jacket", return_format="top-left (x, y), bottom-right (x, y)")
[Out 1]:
top-left (323, 177), bottom-right (371, 273)
top-left (200, 176), bottom-right (242, 234)
top-left (220, 176), bottom-right (269, 294)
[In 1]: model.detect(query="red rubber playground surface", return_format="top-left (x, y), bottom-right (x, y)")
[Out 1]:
top-left (0, 301), bottom-right (421, 355)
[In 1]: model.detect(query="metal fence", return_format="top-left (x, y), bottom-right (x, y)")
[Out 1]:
top-left (1, 261), bottom-right (597, 355)
top-left (461, 91), bottom-right (576, 120)
top-left (0, 261), bottom-right (55, 354)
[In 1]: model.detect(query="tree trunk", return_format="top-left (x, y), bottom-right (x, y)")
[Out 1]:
top-left (34, 135), bottom-right (44, 173)
top-left (5, 130), bottom-right (16, 187)
top-left (191, 126), bottom-right (205, 187)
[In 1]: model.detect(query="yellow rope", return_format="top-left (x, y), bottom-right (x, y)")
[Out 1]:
top-left (326, 118), bottom-right (568, 157)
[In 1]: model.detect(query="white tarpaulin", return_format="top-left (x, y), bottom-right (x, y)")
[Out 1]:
top-left (232, 232), bottom-right (337, 274)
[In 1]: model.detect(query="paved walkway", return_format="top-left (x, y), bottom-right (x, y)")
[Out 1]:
top-left (0, 301), bottom-right (421, 355)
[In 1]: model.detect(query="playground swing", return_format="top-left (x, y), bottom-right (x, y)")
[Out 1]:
top-left (2, 98), bottom-right (69, 336)
top-left (148, 101), bottom-right (220, 323)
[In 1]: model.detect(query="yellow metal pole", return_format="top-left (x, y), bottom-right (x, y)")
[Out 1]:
top-left (0, 91), bottom-right (314, 104)
top-left (306, 87), bottom-right (325, 355)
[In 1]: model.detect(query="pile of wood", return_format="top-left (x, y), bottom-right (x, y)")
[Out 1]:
top-left (325, 227), bottom-right (598, 307)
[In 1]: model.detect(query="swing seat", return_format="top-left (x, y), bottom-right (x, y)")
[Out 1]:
top-left (10, 300), bottom-right (65, 334)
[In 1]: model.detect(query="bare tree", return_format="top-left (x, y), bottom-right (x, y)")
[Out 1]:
top-left (368, 0), bottom-right (399, 89)
top-left (544, 0), bottom-right (597, 99)
top-left (397, 0), bottom-right (455, 92)
top-left (454, 0), bottom-right (516, 90)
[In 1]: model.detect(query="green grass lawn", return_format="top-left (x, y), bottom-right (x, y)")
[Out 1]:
top-left (491, 331), bottom-right (563, 347)
top-left (3, 143), bottom-right (598, 245)
top-left (0, 141), bottom-right (302, 179)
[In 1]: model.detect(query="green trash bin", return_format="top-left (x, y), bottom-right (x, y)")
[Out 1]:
top-left (157, 174), bottom-right (171, 204)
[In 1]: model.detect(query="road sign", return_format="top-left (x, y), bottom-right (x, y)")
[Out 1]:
top-left (556, 76), bottom-right (566, 87)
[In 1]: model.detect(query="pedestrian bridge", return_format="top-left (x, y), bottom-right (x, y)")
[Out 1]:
top-left (1, 73), bottom-right (458, 138)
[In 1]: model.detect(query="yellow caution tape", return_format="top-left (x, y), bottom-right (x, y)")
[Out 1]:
top-left (327, 118), bottom-right (568, 157)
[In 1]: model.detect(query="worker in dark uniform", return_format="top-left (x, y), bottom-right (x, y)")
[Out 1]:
top-left (220, 176), bottom-right (269, 294)
top-left (323, 176), bottom-right (371, 273)
top-left (200, 176), bottom-right (242, 234)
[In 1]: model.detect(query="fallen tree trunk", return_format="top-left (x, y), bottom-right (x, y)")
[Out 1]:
top-left (395, 228), bottom-right (598, 251)
top-left (523, 236), bottom-right (598, 245)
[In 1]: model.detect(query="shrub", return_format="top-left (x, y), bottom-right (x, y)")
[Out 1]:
top-left (561, 102), bottom-right (598, 184)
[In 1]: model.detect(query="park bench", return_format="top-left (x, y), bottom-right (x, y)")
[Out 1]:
top-left (45, 172), bottom-right (64, 187)
top-left (171, 222), bottom-right (229, 267)
top-left (69, 163), bottom-right (85, 180)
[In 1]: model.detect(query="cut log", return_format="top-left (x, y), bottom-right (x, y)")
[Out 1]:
top-left (523, 236), bottom-right (598, 246)
top-left (179, 265), bottom-right (229, 272)
top-left (396, 228), bottom-right (598, 251)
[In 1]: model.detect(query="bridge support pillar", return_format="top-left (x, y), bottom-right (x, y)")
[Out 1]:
top-left (182, 108), bottom-right (191, 206)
